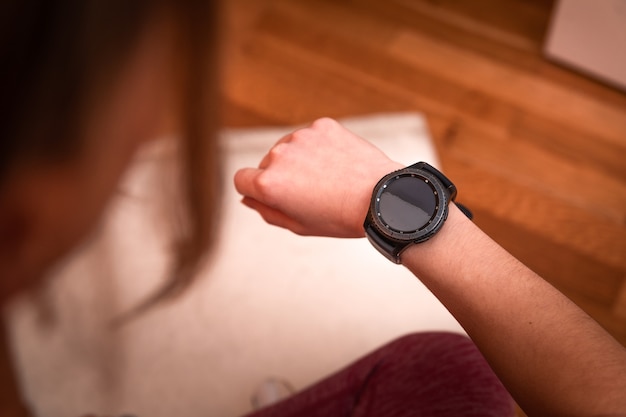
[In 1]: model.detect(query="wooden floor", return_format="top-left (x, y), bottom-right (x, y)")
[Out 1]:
top-left (220, 0), bottom-right (626, 348)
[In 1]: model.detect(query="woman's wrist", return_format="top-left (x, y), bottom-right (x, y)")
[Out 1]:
top-left (399, 202), bottom-right (477, 275)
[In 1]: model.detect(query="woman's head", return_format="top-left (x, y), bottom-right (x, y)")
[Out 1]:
top-left (0, 1), bottom-right (222, 306)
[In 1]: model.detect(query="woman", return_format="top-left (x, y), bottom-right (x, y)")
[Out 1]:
top-left (1, 1), bottom-right (625, 416)
top-left (1, 1), bottom-right (220, 415)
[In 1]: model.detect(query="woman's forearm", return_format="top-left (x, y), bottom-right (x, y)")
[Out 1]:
top-left (402, 204), bottom-right (626, 416)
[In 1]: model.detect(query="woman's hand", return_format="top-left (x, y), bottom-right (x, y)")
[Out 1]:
top-left (234, 118), bottom-right (403, 238)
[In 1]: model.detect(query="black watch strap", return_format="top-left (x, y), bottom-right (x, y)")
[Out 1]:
top-left (365, 224), bottom-right (407, 263)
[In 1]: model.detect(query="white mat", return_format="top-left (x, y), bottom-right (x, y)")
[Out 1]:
top-left (6, 113), bottom-right (464, 417)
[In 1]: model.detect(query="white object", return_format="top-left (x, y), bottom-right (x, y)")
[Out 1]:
top-left (544, 0), bottom-right (626, 91)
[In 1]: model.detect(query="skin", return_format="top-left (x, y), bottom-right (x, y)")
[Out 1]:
top-left (234, 117), bottom-right (626, 417)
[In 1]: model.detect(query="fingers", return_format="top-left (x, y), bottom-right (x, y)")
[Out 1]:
top-left (240, 197), bottom-right (306, 235)
top-left (233, 167), bottom-right (263, 201)
top-left (237, 140), bottom-right (296, 203)
top-left (232, 117), bottom-right (387, 238)
top-left (234, 165), bottom-right (283, 211)
top-left (258, 141), bottom-right (289, 170)
top-left (235, 165), bottom-right (309, 235)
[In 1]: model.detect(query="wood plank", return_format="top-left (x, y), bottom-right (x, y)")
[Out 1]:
top-left (444, 156), bottom-right (626, 271)
top-left (441, 121), bottom-right (626, 224)
top-left (243, 4), bottom-right (517, 137)
top-left (511, 113), bottom-right (626, 183)
top-left (222, 28), bottom-right (439, 124)
top-left (615, 282), bottom-right (626, 322)
top-left (222, 39), bottom-right (412, 124)
top-left (350, 0), bottom-right (626, 107)
top-left (392, 0), bottom-right (549, 51)
top-left (389, 30), bottom-right (626, 147)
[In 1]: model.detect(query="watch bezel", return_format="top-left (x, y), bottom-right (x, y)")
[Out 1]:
top-left (368, 168), bottom-right (450, 243)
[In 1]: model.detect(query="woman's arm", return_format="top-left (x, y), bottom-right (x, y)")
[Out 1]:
top-left (402, 204), bottom-right (626, 416)
top-left (234, 118), bottom-right (626, 416)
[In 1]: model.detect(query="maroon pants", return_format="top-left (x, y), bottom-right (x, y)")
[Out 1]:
top-left (245, 332), bottom-right (515, 417)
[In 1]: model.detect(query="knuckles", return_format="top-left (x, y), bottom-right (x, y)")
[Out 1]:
top-left (310, 117), bottom-right (338, 131)
top-left (267, 142), bottom-right (288, 160)
top-left (253, 171), bottom-right (280, 207)
top-left (290, 117), bottom-right (339, 143)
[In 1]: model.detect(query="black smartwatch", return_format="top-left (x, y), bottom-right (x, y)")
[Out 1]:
top-left (363, 162), bottom-right (472, 264)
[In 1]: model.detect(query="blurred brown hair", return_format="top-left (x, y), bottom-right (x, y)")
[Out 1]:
top-left (0, 1), bottom-right (222, 308)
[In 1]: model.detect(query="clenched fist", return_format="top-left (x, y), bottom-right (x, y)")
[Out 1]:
top-left (234, 118), bottom-right (403, 238)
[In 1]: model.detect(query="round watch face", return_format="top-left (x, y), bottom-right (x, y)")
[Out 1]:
top-left (372, 170), bottom-right (447, 241)
top-left (378, 176), bottom-right (436, 231)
